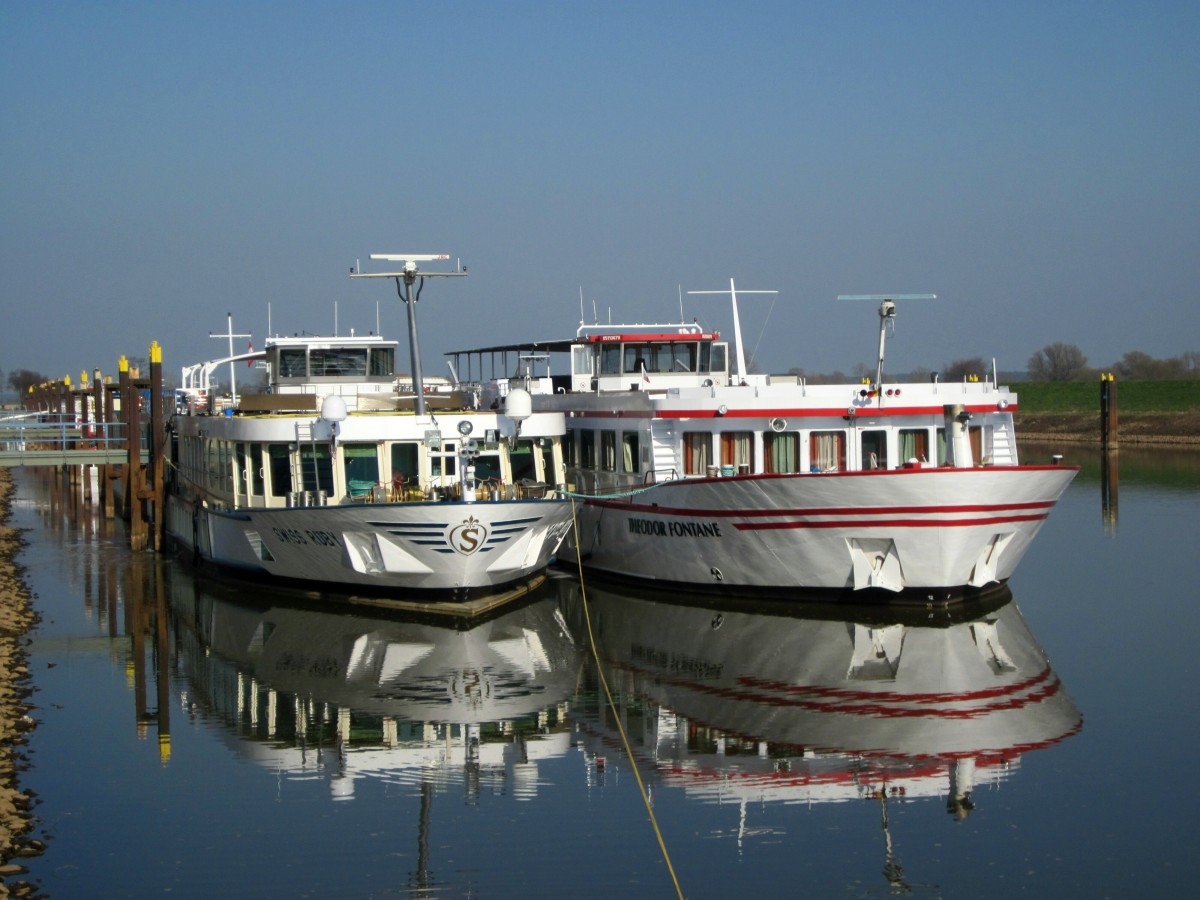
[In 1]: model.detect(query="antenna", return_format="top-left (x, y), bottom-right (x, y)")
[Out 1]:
top-left (688, 278), bottom-right (778, 382)
top-left (838, 293), bottom-right (936, 388)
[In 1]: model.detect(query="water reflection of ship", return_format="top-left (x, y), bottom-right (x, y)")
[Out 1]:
top-left (558, 579), bottom-right (1081, 883)
top-left (168, 573), bottom-right (581, 803)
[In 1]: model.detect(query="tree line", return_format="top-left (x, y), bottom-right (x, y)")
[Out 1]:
top-left (786, 344), bottom-right (1199, 384)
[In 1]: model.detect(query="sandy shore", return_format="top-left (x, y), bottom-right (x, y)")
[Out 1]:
top-left (0, 470), bottom-right (41, 896)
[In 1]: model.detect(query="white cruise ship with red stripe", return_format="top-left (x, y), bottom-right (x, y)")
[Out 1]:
top-left (449, 283), bottom-right (1077, 601)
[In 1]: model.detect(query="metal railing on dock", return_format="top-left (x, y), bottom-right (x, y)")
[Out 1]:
top-left (0, 413), bottom-right (149, 467)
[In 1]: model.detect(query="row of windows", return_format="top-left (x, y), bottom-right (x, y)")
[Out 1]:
top-left (177, 436), bottom-right (548, 503)
top-left (275, 346), bottom-right (395, 379)
top-left (565, 426), bottom-right (977, 477)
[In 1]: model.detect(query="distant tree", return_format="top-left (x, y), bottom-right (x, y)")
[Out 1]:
top-left (941, 358), bottom-right (987, 382)
top-left (7, 368), bottom-right (48, 396)
top-left (907, 365), bottom-right (934, 383)
top-left (1028, 342), bottom-right (1088, 382)
top-left (1115, 351), bottom-right (1188, 380)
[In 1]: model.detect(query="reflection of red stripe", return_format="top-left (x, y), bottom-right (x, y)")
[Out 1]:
top-left (735, 513), bottom-right (1049, 530)
top-left (610, 656), bottom-right (1063, 719)
top-left (594, 499), bottom-right (1057, 518)
top-left (741, 666), bottom-right (1053, 705)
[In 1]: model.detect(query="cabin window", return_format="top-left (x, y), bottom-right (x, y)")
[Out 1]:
top-left (235, 444), bottom-right (249, 496)
top-left (899, 429), bottom-right (930, 464)
top-left (600, 432), bottom-right (617, 471)
top-left (764, 432), bottom-right (799, 474)
top-left (935, 428), bottom-right (947, 465)
top-left (562, 430), bottom-right (576, 468)
top-left (279, 349), bottom-right (307, 377)
top-left (683, 432), bottom-right (711, 475)
top-left (580, 431), bottom-right (597, 469)
top-left (369, 347), bottom-right (395, 377)
top-left (622, 432), bottom-right (640, 473)
top-left (249, 444), bottom-right (264, 495)
top-left (600, 345), bottom-right (621, 375)
top-left (511, 439), bottom-right (538, 482)
top-left (861, 430), bottom-right (888, 470)
top-left (811, 431), bottom-right (846, 472)
top-left (300, 444), bottom-right (334, 494)
top-left (343, 444), bottom-right (380, 497)
top-left (390, 442), bottom-right (419, 485)
top-left (430, 441), bottom-right (457, 481)
top-left (721, 432), bottom-right (752, 472)
top-left (268, 444), bottom-right (292, 496)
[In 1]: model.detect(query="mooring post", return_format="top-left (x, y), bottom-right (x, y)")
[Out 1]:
top-left (1100, 373), bottom-right (1119, 451)
top-left (149, 342), bottom-right (166, 552)
top-left (129, 365), bottom-right (146, 551)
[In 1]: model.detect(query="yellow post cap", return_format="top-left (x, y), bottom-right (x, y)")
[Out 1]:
top-left (119, 355), bottom-right (129, 373)
top-left (150, 341), bottom-right (162, 364)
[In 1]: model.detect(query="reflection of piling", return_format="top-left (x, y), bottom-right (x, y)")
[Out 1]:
top-left (1100, 374), bottom-right (1119, 450)
top-left (1101, 449), bottom-right (1119, 535)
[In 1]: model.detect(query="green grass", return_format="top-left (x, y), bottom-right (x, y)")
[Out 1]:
top-left (1013, 380), bottom-right (1200, 415)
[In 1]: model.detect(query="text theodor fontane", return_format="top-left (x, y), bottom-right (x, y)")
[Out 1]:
top-left (627, 518), bottom-right (722, 538)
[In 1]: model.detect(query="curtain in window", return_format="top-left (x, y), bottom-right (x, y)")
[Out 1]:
top-left (812, 432), bottom-right (845, 472)
top-left (721, 432), bottom-right (752, 468)
top-left (765, 433), bottom-right (798, 474)
top-left (683, 432), bottom-right (709, 475)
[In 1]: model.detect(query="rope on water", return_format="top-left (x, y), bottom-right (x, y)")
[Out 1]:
top-left (568, 495), bottom-right (684, 900)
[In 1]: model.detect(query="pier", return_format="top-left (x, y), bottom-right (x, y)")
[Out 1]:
top-left (1, 344), bottom-right (168, 551)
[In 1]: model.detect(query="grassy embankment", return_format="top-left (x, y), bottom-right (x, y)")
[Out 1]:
top-left (1013, 380), bottom-right (1200, 444)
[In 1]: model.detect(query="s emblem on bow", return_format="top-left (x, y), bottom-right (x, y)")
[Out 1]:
top-left (447, 516), bottom-right (488, 555)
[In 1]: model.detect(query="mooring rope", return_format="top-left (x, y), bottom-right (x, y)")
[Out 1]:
top-left (568, 495), bottom-right (685, 900)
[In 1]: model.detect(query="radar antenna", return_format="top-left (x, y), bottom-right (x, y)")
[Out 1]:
top-left (838, 294), bottom-right (936, 390)
top-left (351, 254), bottom-right (467, 416)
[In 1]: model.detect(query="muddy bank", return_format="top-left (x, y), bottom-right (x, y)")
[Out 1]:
top-left (0, 470), bottom-right (42, 896)
top-left (1019, 412), bottom-right (1200, 446)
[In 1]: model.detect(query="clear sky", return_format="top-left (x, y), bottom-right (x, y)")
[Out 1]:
top-left (2, 1), bottom-right (1197, 388)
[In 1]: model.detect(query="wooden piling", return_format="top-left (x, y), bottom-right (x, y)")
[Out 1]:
top-left (149, 342), bottom-right (166, 552)
top-left (1100, 373), bottom-right (1119, 450)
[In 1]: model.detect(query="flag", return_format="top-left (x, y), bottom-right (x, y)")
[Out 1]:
top-left (641, 362), bottom-right (650, 386)
top-left (247, 340), bottom-right (253, 367)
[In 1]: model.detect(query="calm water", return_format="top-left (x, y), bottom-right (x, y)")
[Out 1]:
top-left (9, 444), bottom-right (1200, 898)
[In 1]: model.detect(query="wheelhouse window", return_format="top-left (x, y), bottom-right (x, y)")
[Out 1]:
top-left (369, 347), bottom-right (395, 376)
top-left (811, 431), bottom-right (846, 472)
top-left (600, 345), bottom-right (621, 375)
top-left (279, 349), bottom-right (307, 377)
top-left (764, 432), bottom-right (799, 474)
top-left (683, 432), bottom-right (711, 475)
top-left (562, 430), bottom-right (576, 468)
top-left (310, 348), bottom-right (367, 377)
top-left (580, 431), bottom-right (597, 469)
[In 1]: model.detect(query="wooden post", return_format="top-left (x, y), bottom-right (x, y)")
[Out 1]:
top-left (149, 341), bottom-right (166, 552)
top-left (1100, 373), bottom-right (1119, 450)
top-left (63, 375), bottom-right (76, 489)
top-left (103, 379), bottom-right (117, 518)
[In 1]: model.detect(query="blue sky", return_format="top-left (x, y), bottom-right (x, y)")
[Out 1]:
top-left (2, 1), bottom-right (1197, 387)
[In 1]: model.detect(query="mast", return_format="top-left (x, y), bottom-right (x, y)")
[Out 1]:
top-left (688, 278), bottom-right (777, 383)
top-left (351, 253), bottom-right (467, 416)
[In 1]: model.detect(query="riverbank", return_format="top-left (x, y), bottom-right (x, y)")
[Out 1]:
top-left (0, 470), bottom-right (40, 896)
top-left (1018, 411), bottom-right (1200, 446)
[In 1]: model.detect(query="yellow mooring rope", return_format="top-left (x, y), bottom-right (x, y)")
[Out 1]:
top-left (569, 495), bottom-right (685, 900)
